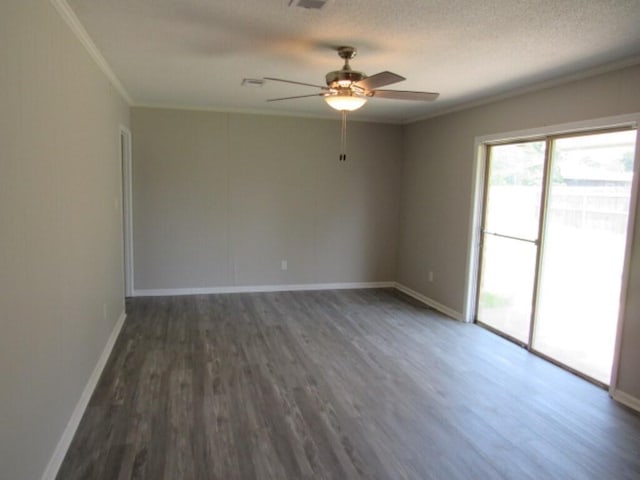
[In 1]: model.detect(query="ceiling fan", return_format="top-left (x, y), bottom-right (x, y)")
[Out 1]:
top-left (264, 46), bottom-right (439, 160)
top-left (265, 46), bottom-right (439, 110)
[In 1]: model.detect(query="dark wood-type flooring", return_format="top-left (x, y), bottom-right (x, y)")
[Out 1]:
top-left (57, 289), bottom-right (640, 479)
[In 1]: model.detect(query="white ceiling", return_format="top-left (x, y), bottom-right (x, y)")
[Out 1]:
top-left (67, 0), bottom-right (640, 123)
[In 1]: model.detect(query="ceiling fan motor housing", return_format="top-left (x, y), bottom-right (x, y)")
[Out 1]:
top-left (325, 69), bottom-right (366, 89)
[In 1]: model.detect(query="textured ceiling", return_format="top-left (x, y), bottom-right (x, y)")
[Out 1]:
top-left (67, 0), bottom-right (640, 123)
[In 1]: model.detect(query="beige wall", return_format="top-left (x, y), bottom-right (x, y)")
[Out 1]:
top-left (0, 1), bottom-right (130, 479)
top-left (398, 64), bottom-right (640, 399)
top-left (132, 108), bottom-right (402, 291)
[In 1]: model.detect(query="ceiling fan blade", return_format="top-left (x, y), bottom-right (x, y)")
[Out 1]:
top-left (267, 93), bottom-right (326, 102)
top-left (264, 77), bottom-right (328, 90)
top-left (371, 89), bottom-right (440, 101)
top-left (355, 71), bottom-right (405, 90)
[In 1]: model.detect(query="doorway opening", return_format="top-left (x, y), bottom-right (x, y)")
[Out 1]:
top-left (471, 120), bottom-right (638, 387)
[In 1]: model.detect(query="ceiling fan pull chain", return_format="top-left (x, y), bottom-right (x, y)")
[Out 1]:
top-left (340, 110), bottom-right (347, 161)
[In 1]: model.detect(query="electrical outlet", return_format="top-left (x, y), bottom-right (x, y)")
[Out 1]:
top-left (281, 260), bottom-right (288, 271)
top-left (428, 271), bottom-right (434, 283)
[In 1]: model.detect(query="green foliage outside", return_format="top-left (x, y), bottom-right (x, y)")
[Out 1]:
top-left (480, 291), bottom-right (511, 309)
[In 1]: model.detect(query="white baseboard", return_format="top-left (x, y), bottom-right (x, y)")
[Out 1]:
top-left (611, 388), bottom-right (640, 413)
top-left (394, 282), bottom-right (464, 321)
top-left (41, 310), bottom-right (127, 480)
top-left (133, 281), bottom-right (465, 322)
top-left (133, 281), bottom-right (395, 297)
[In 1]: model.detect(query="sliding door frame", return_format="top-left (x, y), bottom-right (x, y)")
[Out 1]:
top-left (464, 113), bottom-right (640, 392)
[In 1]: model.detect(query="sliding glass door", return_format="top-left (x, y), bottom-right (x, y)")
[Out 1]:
top-left (477, 128), bottom-right (637, 385)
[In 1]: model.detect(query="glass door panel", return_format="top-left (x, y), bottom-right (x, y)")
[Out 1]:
top-left (483, 142), bottom-right (545, 241)
top-left (478, 235), bottom-right (538, 342)
top-left (533, 130), bottom-right (636, 384)
top-left (477, 141), bottom-right (546, 343)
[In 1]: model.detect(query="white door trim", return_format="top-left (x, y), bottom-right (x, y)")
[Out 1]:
top-left (120, 125), bottom-right (134, 297)
top-left (609, 123), bottom-right (640, 393)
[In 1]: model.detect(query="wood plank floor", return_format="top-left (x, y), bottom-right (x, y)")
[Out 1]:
top-left (57, 289), bottom-right (640, 480)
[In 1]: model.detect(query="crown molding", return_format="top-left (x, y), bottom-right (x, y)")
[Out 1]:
top-left (405, 55), bottom-right (640, 125)
top-left (50, 0), bottom-right (133, 105)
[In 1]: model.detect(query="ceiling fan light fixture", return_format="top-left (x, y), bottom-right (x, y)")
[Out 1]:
top-left (324, 91), bottom-right (367, 111)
